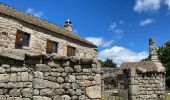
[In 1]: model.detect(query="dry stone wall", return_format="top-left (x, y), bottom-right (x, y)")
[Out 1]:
top-left (119, 62), bottom-right (166, 100)
top-left (0, 51), bottom-right (101, 100)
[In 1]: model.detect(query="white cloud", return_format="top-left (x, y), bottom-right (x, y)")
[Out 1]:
top-left (165, 0), bottom-right (170, 9)
top-left (99, 46), bottom-right (148, 66)
top-left (85, 37), bottom-right (114, 48)
top-left (139, 18), bottom-right (156, 26)
top-left (26, 8), bottom-right (44, 18)
top-left (134, 0), bottom-right (162, 13)
top-left (109, 21), bottom-right (125, 39)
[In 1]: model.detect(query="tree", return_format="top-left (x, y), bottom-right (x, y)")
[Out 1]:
top-left (99, 59), bottom-right (117, 68)
top-left (157, 41), bottom-right (170, 88)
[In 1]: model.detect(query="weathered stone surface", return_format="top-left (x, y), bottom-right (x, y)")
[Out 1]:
top-left (61, 95), bottom-right (71, 100)
top-left (33, 96), bottom-right (52, 100)
top-left (86, 86), bottom-right (101, 99)
top-left (21, 88), bottom-right (32, 98)
top-left (78, 95), bottom-right (86, 100)
top-left (35, 64), bottom-right (51, 72)
top-left (57, 77), bottom-right (64, 84)
top-left (0, 95), bottom-right (6, 100)
top-left (9, 89), bottom-right (21, 97)
top-left (40, 89), bottom-right (54, 96)
top-left (68, 75), bottom-right (76, 82)
top-left (53, 95), bottom-right (61, 100)
top-left (33, 78), bottom-right (60, 89)
top-left (55, 89), bottom-right (65, 95)
top-left (0, 74), bottom-right (9, 82)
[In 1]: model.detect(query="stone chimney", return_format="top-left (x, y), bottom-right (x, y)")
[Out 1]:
top-left (64, 19), bottom-right (72, 32)
top-left (149, 38), bottom-right (159, 62)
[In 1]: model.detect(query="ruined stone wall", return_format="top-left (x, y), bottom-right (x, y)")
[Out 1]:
top-left (0, 14), bottom-right (97, 58)
top-left (0, 53), bottom-right (101, 100)
top-left (127, 64), bottom-right (166, 100)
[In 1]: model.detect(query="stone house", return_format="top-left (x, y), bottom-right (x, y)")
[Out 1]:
top-left (0, 3), bottom-right (97, 59)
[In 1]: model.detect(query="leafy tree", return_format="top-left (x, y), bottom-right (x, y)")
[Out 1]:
top-left (157, 41), bottom-right (170, 88)
top-left (99, 59), bottom-right (117, 68)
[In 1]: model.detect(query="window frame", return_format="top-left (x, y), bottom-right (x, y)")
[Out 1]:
top-left (15, 30), bottom-right (30, 49)
top-left (67, 46), bottom-right (76, 57)
top-left (46, 40), bottom-right (58, 54)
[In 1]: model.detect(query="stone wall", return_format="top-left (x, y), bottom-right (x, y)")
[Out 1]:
top-left (0, 50), bottom-right (101, 100)
top-left (0, 13), bottom-right (97, 58)
top-left (118, 61), bottom-right (166, 100)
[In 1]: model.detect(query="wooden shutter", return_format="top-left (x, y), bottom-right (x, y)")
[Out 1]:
top-left (67, 46), bottom-right (72, 57)
top-left (15, 31), bottom-right (24, 45)
top-left (46, 41), bottom-right (53, 54)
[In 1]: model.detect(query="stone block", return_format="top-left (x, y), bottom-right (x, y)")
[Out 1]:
top-left (68, 75), bottom-right (76, 82)
top-left (9, 89), bottom-right (20, 97)
top-left (0, 74), bottom-right (9, 82)
top-left (21, 88), bottom-right (32, 98)
top-left (80, 58), bottom-right (93, 64)
top-left (33, 96), bottom-right (52, 100)
top-left (33, 78), bottom-right (60, 89)
top-left (86, 86), bottom-right (101, 99)
top-left (61, 95), bottom-right (71, 100)
top-left (21, 72), bottom-right (29, 82)
top-left (35, 64), bottom-right (51, 72)
top-left (40, 89), bottom-right (54, 96)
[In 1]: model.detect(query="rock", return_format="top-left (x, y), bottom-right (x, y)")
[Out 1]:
top-left (95, 74), bottom-right (101, 85)
top-left (61, 95), bottom-right (71, 100)
top-left (33, 89), bottom-right (39, 96)
top-left (21, 88), bottom-right (32, 98)
top-left (65, 67), bottom-right (73, 73)
top-left (74, 65), bottom-right (81, 72)
top-left (40, 89), bottom-right (54, 97)
top-left (69, 56), bottom-right (79, 63)
top-left (35, 64), bottom-right (51, 72)
top-left (76, 89), bottom-right (82, 96)
top-left (55, 89), bottom-right (65, 95)
top-left (0, 67), bottom-right (5, 73)
top-left (33, 96), bottom-right (52, 100)
top-left (86, 86), bottom-right (101, 99)
top-left (34, 71), bottom-right (44, 78)
top-left (71, 95), bottom-right (78, 100)
top-left (77, 80), bottom-right (91, 87)
top-left (57, 77), bottom-right (64, 84)
top-left (78, 95), bottom-right (86, 100)
top-left (53, 95), bottom-right (61, 100)
top-left (9, 89), bottom-right (21, 97)
top-left (33, 78), bottom-right (60, 89)
top-left (21, 72), bottom-right (29, 81)
top-left (0, 95), bottom-right (6, 100)
top-left (68, 75), bottom-right (76, 82)
top-left (66, 89), bottom-right (75, 96)
top-left (0, 74), bottom-right (9, 82)
top-left (10, 73), bottom-right (17, 82)
top-left (63, 83), bottom-right (71, 89)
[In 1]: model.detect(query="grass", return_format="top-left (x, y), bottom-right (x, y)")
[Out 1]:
top-left (165, 90), bottom-right (170, 100)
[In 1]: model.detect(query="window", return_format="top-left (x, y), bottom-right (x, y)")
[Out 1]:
top-left (46, 40), bottom-right (58, 54)
top-left (15, 30), bottom-right (30, 49)
top-left (67, 46), bottom-right (76, 57)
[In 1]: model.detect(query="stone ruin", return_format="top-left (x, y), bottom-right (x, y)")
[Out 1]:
top-left (0, 48), bottom-right (102, 100)
top-left (117, 38), bottom-right (166, 100)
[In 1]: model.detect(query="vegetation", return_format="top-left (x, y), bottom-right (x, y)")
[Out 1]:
top-left (99, 59), bottom-right (117, 68)
top-left (157, 41), bottom-right (170, 88)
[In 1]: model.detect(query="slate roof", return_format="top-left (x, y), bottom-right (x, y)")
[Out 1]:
top-left (117, 61), bottom-right (165, 75)
top-left (0, 3), bottom-right (97, 48)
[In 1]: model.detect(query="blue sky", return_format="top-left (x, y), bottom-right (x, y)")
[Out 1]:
top-left (1, 0), bottom-right (170, 65)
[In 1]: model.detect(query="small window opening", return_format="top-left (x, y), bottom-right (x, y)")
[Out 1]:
top-left (46, 40), bottom-right (58, 54)
top-left (15, 30), bottom-right (30, 49)
top-left (67, 46), bottom-right (76, 57)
